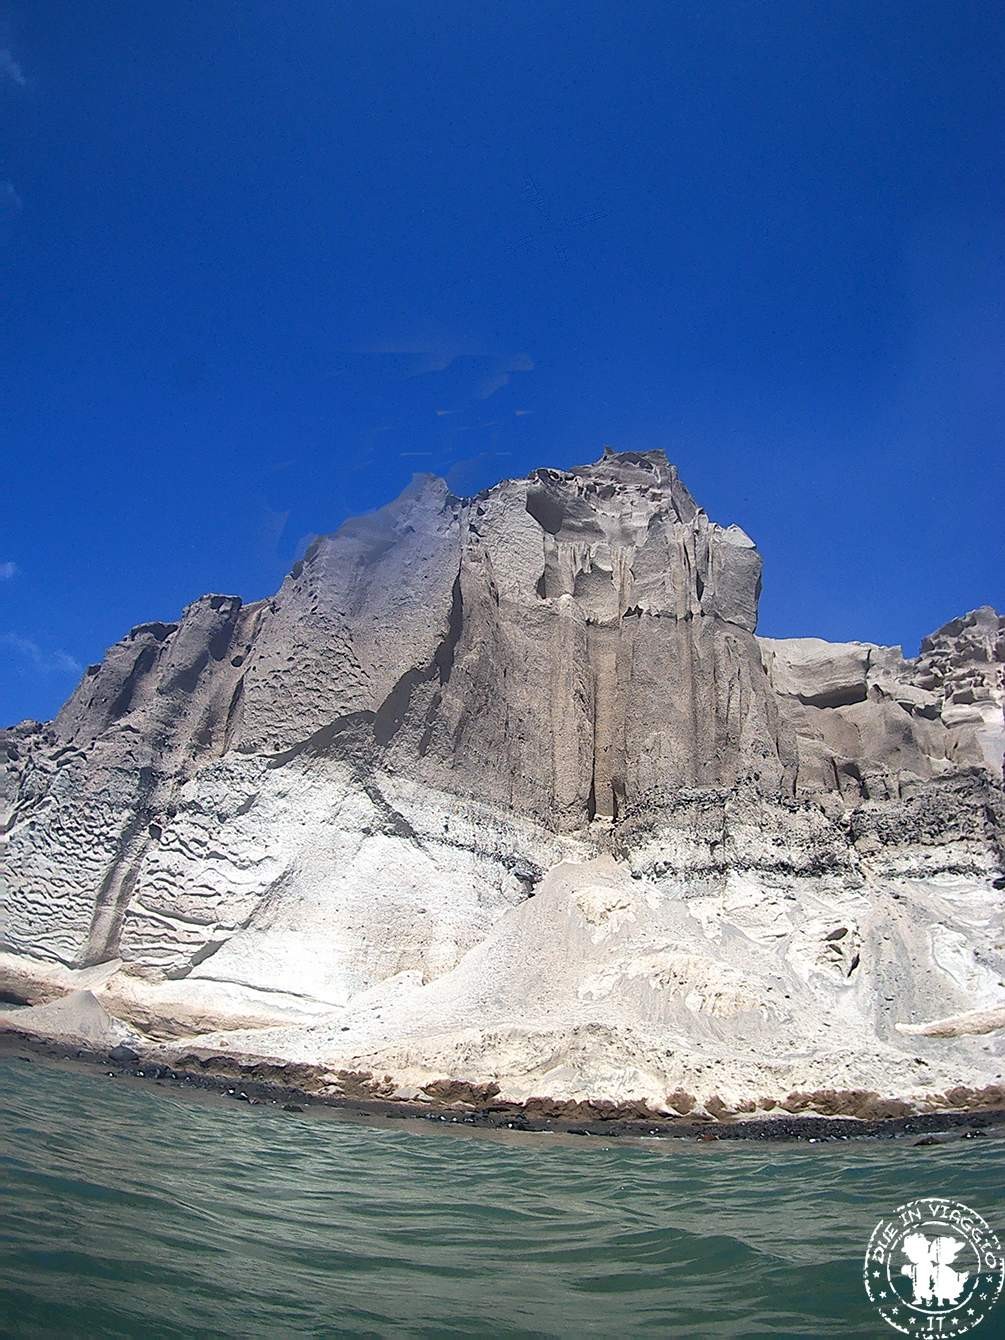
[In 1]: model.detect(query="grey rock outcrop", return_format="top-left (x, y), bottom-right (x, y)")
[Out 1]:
top-left (759, 607), bottom-right (1004, 802)
top-left (2, 450), bottom-right (1002, 1114)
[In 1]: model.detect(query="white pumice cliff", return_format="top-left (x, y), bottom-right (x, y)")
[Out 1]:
top-left (2, 450), bottom-right (1003, 1119)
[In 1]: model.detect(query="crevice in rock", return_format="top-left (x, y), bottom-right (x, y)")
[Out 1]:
top-left (178, 937), bottom-right (229, 973)
top-left (161, 648), bottom-right (210, 698)
top-left (586, 773), bottom-right (598, 822)
top-left (796, 684), bottom-right (869, 710)
top-left (128, 621), bottom-right (177, 643)
top-left (222, 674), bottom-right (245, 752)
top-left (373, 570), bottom-right (464, 747)
top-left (209, 620), bottom-right (235, 663)
top-left (107, 643), bottom-right (158, 723)
top-left (360, 777), bottom-right (424, 845)
top-left (585, 624), bottom-right (621, 820)
top-left (525, 487), bottom-right (565, 534)
top-left (266, 711), bottom-right (377, 768)
top-left (182, 974), bottom-right (330, 1003)
top-left (433, 574), bottom-right (464, 686)
top-left (166, 868), bottom-right (295, 979)
top-left (77, 767), bottom-right (159, 968)
top-left (417, 691), bottom-right (442, 757)
top-left (373, 667), bottom-right (431, 747)
top-left (232, 791), bottom-right (259, 818)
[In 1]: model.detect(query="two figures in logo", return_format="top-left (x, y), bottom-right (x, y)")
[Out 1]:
top-left (901, 1233), bottom-right (968, 1307)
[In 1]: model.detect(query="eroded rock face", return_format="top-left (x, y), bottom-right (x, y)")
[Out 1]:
top-left (759, 607), bottom-right (1005, 801)
top-left (374, 452), bottom-right (791, 830)
top-left (2, 450), bottom-right (1002, 1112)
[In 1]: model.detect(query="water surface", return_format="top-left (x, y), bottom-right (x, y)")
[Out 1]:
top-left (1, 1057), bottom-right (1002, 1337)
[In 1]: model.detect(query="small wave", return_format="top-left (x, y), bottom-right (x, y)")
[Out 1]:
top-left (1, 1057), bottom-right (1001, 1338)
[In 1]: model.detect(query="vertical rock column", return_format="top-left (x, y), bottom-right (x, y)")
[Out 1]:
top-left (587, 623), bottom-right (621, 818)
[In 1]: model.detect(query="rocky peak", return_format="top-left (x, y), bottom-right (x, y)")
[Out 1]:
top-left (526, 447), bottom-right (699, 534)
top-left (504, 450), bottom-right (760, 633)
top-left (915, 606), bottom-right (1005, 777)
top-left (917, 605), bottom-right (1004, 687)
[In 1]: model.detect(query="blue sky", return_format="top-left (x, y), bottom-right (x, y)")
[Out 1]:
top-left (2, 1), bottom-right (1003, 725)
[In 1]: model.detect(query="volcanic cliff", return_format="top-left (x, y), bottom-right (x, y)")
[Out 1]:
top-left (2, 450), bottom-right (1003, 1120)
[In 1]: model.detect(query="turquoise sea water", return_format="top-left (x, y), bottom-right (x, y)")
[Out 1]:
top-left (1, 1056), bottom-right (1002, 1338)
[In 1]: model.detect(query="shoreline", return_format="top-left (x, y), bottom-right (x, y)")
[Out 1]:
top-left (3, 1031), bottom-right (1003, 1144)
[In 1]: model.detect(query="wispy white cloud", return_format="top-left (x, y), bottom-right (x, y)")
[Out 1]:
top-left (336, 345), bottom-right (535, 408)
top-left (0, 180), bottom-right (22, 218)
top-left (0, 633), bottom-right (81, 676)
top-left (0, 49), bottom-right (26, 87)
top-left (474, 353), bottom-right (534, 402)
top-left (0, 561), bottom-right (17, 580)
